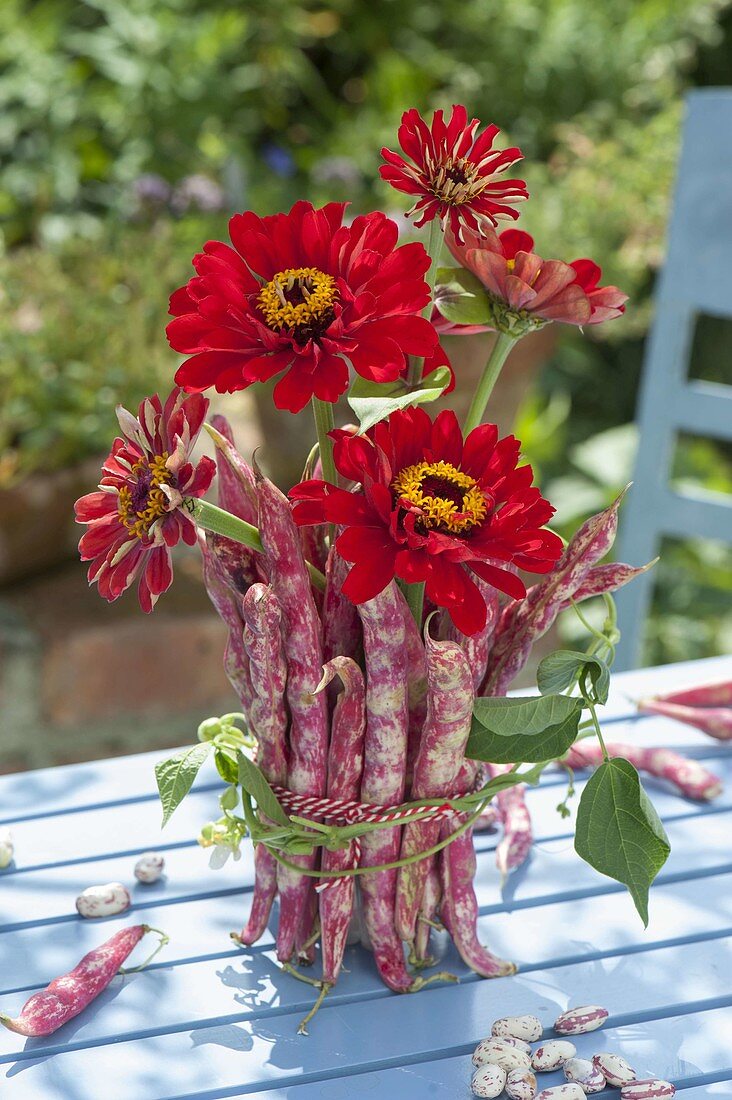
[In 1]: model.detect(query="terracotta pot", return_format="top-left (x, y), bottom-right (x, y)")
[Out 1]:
top-left (0, 458), bottom-right (102, 587)
top-left (251, 329), bottom-right (557, 490)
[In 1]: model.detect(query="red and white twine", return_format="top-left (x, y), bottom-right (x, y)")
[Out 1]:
top-left (271, 786), bottom-right (458, 892)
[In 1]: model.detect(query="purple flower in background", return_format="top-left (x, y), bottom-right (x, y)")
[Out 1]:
top-left (171, 175), bottom-right (226, 215)
top-left (261, 144), bottom-right (296, 178)
top-left (131, 174), bottom-right (172, 214)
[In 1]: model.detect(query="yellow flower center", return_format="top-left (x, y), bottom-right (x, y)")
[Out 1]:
top-left (391, 460), bottom-right (488, 534)
top-left (118, 452), bottom-right (172, 540)
top-left (258, 267), bottom-right (339, 339)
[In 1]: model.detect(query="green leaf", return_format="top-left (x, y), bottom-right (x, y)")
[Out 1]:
top-left (237, 752), bottom-right (290, 827)
top-left (472, 693), bottom-right (581, 736)
top-left (215, 749), bottom-right (239, 785)
top-left (468, 707), bottom-right (581, 764)
top-left (155, 743), bottom-right (212, 827)
top-left (537, 650), bottom-right (610, 704)
top-left (347, 366), bottom-right (451, 434)
top-left (434, 266), bottom-right (493, 326)
top-left (574, 758), bottom-right (670, 926)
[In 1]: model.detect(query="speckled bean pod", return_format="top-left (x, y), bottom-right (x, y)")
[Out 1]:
top-left (620, 1080), bottom-right (675, 1099)
top-left (592, 1052), bottom-right (637, 1087)
top-left (357, 583), bottom-right (412, 992)
top-left (199, 534), bottom-right (255, 716)
top-left (506, 1067), bottom-right (538, 1100)
top-left (637, 697), bottom-right (732, 742)
top-left (554, 1005), bottom-right (609, 1035)
top-left (256, 473), bottom-right (329, 963)
top-left (237, 584), bottom-right (289, 947)
top-left (445, 575), bottom-right (501, 691)
top-left (396, 632), bottom-right (474, 943)
top-left (564, 1057), bottom-right (606, 1093)
top-left (402, 589), bottom-right (428, 790)
top-left (316, 657), bottom-right (366, 986)
top-left (322, 538), bottom-right (361, 665)
top-left (558, 561), bottom-right (652, 611)
top-left (439, 811), bottom-right (516, 978)
top-left (413, 863), bottom-right (441, 965)
top-left (494, 780), bottom-right (533, 879)
top-left (481, 491), bottom-right (626, 696)
top-left (564, 741), bottom-right (722, 802)
top-left (471, 1063), bottom-right (507, 1098)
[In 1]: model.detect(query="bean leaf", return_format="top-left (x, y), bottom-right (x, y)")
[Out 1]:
top-left (537, 650), bottom-right (610, 704)
top-left (348, 366), bottom-right (452, 434)
top-left (237, 752), bottom-right (291, 827)
top-left (468, 709), bottom-right (581, 764)
top-left (434, 266), bottom-right (493, 326)
top-left (574, 757), bottom-right (670, 926)
top-left (156, 742), bottom-right (212, 827)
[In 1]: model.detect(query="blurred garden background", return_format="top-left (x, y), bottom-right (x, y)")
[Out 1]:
top-left (1, 0), bottom-right (731, 772)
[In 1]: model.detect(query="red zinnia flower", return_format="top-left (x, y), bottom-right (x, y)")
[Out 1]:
top-left (290, 407), bottom-right (562, 635)
top-left (166, 201), bottom-right (439, 414)
top-left (446, 227), bottom-right (627, 333)
top-left (380, 105), bottom-right (528, 242)
top-left (75, 389), bottom-right (215, 612)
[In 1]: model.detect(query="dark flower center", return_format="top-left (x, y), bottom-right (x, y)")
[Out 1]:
top-left (431, 157), bottom-right (484, 206)
top-left (391, 460), bottom-right (488, 534)
top-left (258, 266), bottom-right (339, 343)
top-left (118, 453), bottom-right (171, 540)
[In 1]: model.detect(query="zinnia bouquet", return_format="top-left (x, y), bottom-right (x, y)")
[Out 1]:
top-left (76, 105), bottom-right (675, 1030)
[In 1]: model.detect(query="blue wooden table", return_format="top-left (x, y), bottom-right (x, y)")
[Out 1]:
top-left (1, 656), bottom-right (731, 1099)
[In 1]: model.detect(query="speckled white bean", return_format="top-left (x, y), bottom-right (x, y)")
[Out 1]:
top-left (592, 1052), bottom-right (637, 1087)
top-left (532, 1041), bottom-right (578, 1072)
top-left (563, 1057), bottom-right (606, 1093)
top-left (134, 852), bottom-right (165, 884)
top-left (473, 1038), bottom-right (530, 1064)
top-left (536, 1085), bottom-right (587, 1100)
top-left (0, 827), bottom-right (14, 869)
top-left (506, 1067), bottom-right (538, 1100)
top-left (471, 1063), bottom-right (507, 1098)
top-left (492, 1014), bottom-right (543, 1042)
top-left (620, 1080), bottom-right (675, 1099)
top-left (75, 882), bottom-right (131, 918)
top-left (554, 1005), bottom-right (609, 1035)
top-left (473, 1038), bottom-right (531, 1069)
top-left (502, 1036), bottom-right (533, 1055)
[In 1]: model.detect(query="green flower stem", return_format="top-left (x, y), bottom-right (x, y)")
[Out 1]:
top-left (408, 217), bottom-right (444, 386)
top-left (462, 331), bottom-right (518, 436)
top-left (189, 497), bottom-right (326, 592)
top-left (404, 580), bottom-right (425, 630)
top-left (311, 397), bottom-right (338, 487)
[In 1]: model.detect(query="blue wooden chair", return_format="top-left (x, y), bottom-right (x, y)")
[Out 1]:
top-left (614, 89), bottom-right (732, 670)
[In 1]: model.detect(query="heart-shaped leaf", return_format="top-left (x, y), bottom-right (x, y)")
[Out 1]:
top-left (467, 694), bottom-right (583, 763)
top-left (574, 757), bottom-right (670, 926)
top-left (537, 650), bottom-right (610, 704)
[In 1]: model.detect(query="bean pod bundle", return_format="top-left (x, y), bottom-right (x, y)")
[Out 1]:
top-left (198, 430), bottom-right (686, 1015)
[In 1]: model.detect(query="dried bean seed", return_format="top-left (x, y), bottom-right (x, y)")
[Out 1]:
top-left (134, 852), bottom-right (165, 884)
top-left (471, 1063), bottom-right (507, 1098)
top-left (506, 1067), bottom-right (538, 1100)
top-left (532, 1040), bottom-right (577, 1072)
top-left (554, 1005), bottom-right (608, 1035)
top-left (563, 1057), bottom-right (606, 1093)
top-left (620, 1081), bottom-right (675, 1100)
top-left (75, 882), bottom-right (131, 918)
top-left (492, 1014), bottom-right (543, 1042)
top-left (593, 1053), bottom-right (636, 1087)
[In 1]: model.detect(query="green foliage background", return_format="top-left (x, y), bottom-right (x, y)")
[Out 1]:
top-left (1, 0), bottom-right (731, 663)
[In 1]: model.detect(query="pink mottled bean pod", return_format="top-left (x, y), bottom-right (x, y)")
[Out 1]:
top-left (236, 584), bottom-right (289, 947)
top-left (199, 535), bottom-right (254, 714)
top-left (440, 821), bottom-right (516, 979)
top-left (620, 1080), bottom-right (676, 1099)
top-left (357, 583), bottom-right (412, 992)
top-left (396, 632), bottom-right (474, 943)
top-left (402, 590), bottom-right (428, 790)
top-left (554, 1005), bottom-right (609, 1035)
top-left (413, 863), bottom-right (441, 965)
top-left (256, 473), bottom-right (329, 962)
top-left (506, 1067), bottom-right (538, 1100)
top-left (445, 575), bottom-right (501, 691)
top-left (645, 679), bottom-right (732, 707)
top-left (482, 491), bottom-right (627, 696)
top-left (316, 657), bottom-right (366, 986)
top-left (564, 742), bottom-right (722, 802)
top-left (322, 539), bottom-right (361, 665)
top-left (0, 925), bottom-right (163, 1036)
top-left (207, 415), bottom-right (259, 525)
top-left (592, 1052), bottom-right (637, 1087)
top-left (494, 781), bottom-right (533, 880)
top-left (637, 697), bottom-right (732, 742)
